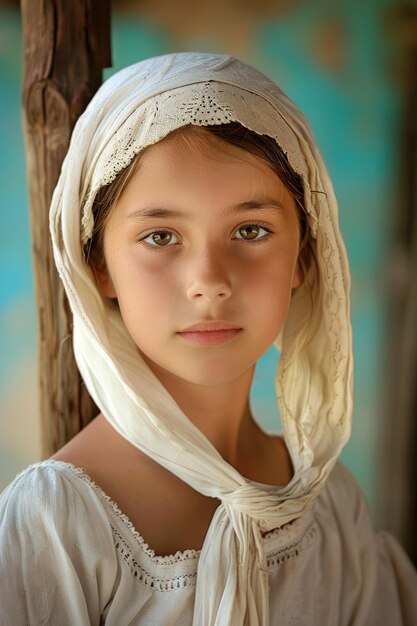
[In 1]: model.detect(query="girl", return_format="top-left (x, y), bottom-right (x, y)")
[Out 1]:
top-left (0, 52), bottom-right (416, 625)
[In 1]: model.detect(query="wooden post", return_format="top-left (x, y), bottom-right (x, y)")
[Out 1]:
top-left (393, 9), bottom-right (417, 566)
top-left (20, 0), bottom-right (111, 457)
top-left (379, 5), bottom-right (417, 565)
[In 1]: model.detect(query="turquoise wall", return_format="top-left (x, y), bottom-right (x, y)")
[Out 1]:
top-left (0, 3), bottom-right (400, 524)
top-left (0, 9), bottom-right (40, 479)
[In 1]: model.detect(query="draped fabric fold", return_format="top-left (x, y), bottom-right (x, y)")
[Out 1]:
top-left (49, 52), bottom-right (353, 624)
top-left (194, 504), bottom-right (270, 626)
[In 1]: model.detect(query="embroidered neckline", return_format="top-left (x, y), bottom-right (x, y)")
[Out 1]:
top-left (36, 460), bottom-right (202, 564)
top-left (25, 459), bottom-right (307, 566)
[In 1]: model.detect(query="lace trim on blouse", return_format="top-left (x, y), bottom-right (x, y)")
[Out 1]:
top-left (112, 525), bottom-right (198, 591)
top-left (40, 460), bottom-right (203, 564)
top-left (24, 460), bottom-right (317, 588)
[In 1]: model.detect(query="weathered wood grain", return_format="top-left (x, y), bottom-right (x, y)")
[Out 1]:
top-left (21, 0), bottom-right (111, 457)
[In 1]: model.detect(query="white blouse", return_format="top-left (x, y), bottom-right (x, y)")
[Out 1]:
top-left (0, 459), bottom-right (416, 625)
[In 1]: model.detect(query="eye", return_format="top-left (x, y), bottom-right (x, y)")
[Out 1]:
top-left (233, 223), bottom-right (272, 243)
top-left (140, 230), bottom-right (179, 248)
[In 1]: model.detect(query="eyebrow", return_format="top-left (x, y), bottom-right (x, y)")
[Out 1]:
top-left (126, 200), bottom-right (286, 220)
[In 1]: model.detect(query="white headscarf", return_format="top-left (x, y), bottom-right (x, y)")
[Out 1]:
top-left (50, 52), bottom-right (353, 626)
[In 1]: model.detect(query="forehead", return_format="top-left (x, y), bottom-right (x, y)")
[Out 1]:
top-left (142, 125), bottom-right (265, 165)
top-left (137, 126), bottom-right (293, 191)
top-left (105, 127), bottom-right (300, 229)
top-left (125, 129), bottom-right (291, 200)
top-left (79, 78), bottom-right (312, 245)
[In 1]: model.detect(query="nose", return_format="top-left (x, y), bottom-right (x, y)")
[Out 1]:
top-left (185, 245), bottom-right (232, 303)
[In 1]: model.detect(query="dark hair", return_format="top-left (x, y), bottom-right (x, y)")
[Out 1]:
top-left (85, 122), bottom-right (311, 275)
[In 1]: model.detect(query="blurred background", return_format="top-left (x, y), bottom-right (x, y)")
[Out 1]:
top-left (1, 0), bottom-right (416, 559)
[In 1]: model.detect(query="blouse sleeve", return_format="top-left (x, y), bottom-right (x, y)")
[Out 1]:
top-left (0, 463), bottom-right (118, 626)
top-left (326, 462), bottom-right (417, 626)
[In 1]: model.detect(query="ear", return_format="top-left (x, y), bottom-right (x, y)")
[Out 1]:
top-left (91, 263), bottom-right (117, 299)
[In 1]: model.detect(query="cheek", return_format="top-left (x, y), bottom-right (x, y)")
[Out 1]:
top-left (247, 256), bottom-right (296, 318)
top-left (250, 249), bottom-right (297, 291)
top-left (114, 253), bottom-right (177, 320)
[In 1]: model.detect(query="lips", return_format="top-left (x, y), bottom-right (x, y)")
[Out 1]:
top-left (177, 320), bottom-right (242, 332)
top-left (176, 320), bottom-right (243, 346)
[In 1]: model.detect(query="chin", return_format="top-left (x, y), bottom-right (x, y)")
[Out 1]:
top-left (138, 347), bottom-right (252, 385)
top-left (151, 362), bottom-right (246, 388)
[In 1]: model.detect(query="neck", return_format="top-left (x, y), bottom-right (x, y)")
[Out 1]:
top-left (141, 355), bottom-right (259, 467)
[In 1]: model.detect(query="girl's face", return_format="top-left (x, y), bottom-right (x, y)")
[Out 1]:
top-left (95, 130), bottom-right (302, 387)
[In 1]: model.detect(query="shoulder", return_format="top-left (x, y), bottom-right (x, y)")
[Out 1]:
top-left (0, 461), bottom-right (119, 623)
top-left (1, 459), bottom-right (96, 505)
top-left (314, 461), bottom-right (417, 575)
top-left (315, 464), bottom-right (417, 623)
top-left (328, 461), bottom-right (366, 502)
top-left (0, 460), bottom-right (114, 547)
top-left (311, 461), bottom-right (376, 558)
top-left (316, 461), bottom-right (370, 524)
